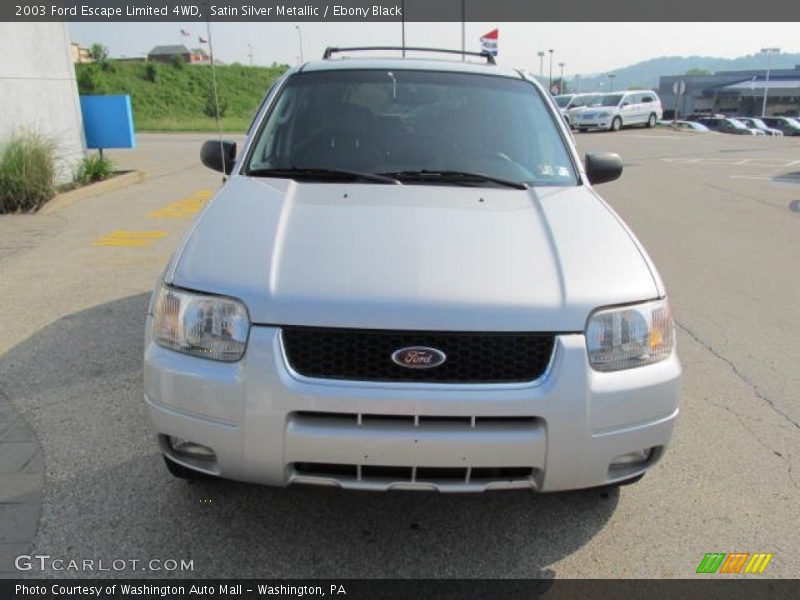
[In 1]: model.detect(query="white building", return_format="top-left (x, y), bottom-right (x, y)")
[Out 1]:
top-left (0, 23), bottom-right (85, 184)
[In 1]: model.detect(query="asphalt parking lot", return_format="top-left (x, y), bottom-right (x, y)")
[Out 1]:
top-left (0, 129), bottom-right (798, 579)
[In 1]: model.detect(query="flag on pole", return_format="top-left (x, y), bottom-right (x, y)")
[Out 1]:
top-left (480, 29), bottom-right (499, 56)
top-left (180, 29), bottom-right (190, 37)
top-left (198, 36), bottom-right (208, 44)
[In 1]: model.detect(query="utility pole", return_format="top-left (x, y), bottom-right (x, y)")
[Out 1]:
top-left (537, 51), bottom-right (545, 80)
top-left (461, 0), bottom-right (465, 61)
top-left (294, 25), bottom-right (304, 63)
top-left (548, 49), bottom-right (554, 93)
top-left (246, 43), bottom-right (253, 67)
top-left (760, 47), bottom-right (780, 117)
top-left (401, 0), bottom-right (406, 57)
top-left (608, 73), bottom-right (616, 92)
top-left (558, 62), bottom-right (565, 94)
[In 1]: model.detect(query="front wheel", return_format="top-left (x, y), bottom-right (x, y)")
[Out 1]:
top-left (647, 113), bottom-right (657, 128)
top-left (610, 117), bottom-right (622, 132)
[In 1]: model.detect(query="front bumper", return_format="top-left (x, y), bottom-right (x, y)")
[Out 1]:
top-left (144, 322), bottom-right (680, 492)
top-left (576, 119), bottom-right (613, 130)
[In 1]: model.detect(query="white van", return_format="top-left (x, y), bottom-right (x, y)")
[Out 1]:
top-left (554, 93), bottom-right (600, 127)
top-left (574, 90), bottom-right (663, 131)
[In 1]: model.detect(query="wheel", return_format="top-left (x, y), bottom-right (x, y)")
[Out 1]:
top-left (163, 455), bottom-right (213, 480)
top-left (647, 113), bottom-right (657, 128)
top-left (610, 117), bottom-right (622, 132)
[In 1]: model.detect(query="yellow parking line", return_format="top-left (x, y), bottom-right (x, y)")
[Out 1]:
top-left (149, 190), bottom-right (213, 219)
top-left (92, 230), bottom-right (167, 248)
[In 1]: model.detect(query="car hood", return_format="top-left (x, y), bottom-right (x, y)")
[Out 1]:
top-left (168, 176), bottom-right (659, 331)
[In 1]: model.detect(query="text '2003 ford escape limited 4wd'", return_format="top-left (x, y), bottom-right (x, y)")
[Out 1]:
top-left (144, 47), bottom-right (680, 493)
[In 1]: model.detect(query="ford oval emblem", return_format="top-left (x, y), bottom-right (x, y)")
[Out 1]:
top-left (391, 346), bottom-right (447, 369)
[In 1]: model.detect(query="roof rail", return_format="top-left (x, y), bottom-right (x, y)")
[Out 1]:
top-left (322, 46), bottom-right (496, 65)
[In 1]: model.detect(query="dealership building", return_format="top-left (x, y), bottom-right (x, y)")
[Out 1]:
top-left (659, 65), bottom-right (800, 118)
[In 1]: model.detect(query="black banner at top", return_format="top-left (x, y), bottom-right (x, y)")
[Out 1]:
top-left (2, 0), bottom-right (799, 22)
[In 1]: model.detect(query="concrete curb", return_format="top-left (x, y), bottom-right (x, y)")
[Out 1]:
top-left (39, 170), bottom-right (146, 215)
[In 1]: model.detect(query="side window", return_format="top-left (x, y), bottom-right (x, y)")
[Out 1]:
top-left (641, 95), bottom-right (654, 103)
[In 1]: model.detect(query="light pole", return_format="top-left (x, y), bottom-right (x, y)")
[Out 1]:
top-left (548, 49), bottom-right (554, 93)
top-left (295, 25), bottom-right (304, 63)
top-left (537, 51), bottom-right (545, 79)
top-left (760, 47), bottom-right (780, 117)
top-left (558, 62), bottom-right (565, 94)
top-left (246, 43), bottom-right (253, 67)
top-left (608, 73), bottom-right (616, 92)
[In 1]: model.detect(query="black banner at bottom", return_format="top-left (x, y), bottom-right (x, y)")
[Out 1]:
top-left (2, 579), bottom-right (799, 600)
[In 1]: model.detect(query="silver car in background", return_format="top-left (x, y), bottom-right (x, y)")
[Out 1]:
top-left (144, 48), bottom-right (680, 494)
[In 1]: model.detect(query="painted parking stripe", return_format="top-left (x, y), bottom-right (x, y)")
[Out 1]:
top-left (149, 190), bottom-right (213, 219)
top-left (92, 230), bottom-right (167, 247)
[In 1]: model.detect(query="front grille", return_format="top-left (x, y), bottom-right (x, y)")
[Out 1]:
top-left (281, 327), bottom-right (555, 383)
top-left (293, 462), bottom-right (534, 484)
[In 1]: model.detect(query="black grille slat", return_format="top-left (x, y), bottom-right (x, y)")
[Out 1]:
top-left (282, 327), bottom-right (555, 383)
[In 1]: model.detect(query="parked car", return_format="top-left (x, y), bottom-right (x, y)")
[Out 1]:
top-left (145, 47), bottom-right (680, 494)
top-left (574, 90), bottom-right (663, 131)
top-left (554, 92), bottom-right (600, 127)
top-left (761, 116), bottom-right (800, 136)
top-left (730, 119), bottom-right (767, 136)
top-left (733, 117), bottom-right (783, 137)
top-left (695, 117), bottom-right (758, 136)
top-left (658, 120), bottom-right (711, 132)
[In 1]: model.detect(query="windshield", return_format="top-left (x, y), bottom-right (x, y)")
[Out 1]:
top-left (554, 95), bottom-right (573, 107)
top-left (728, 119), bottom-right (747, 129)
top-left (246, 69), bottom-right (577, 187)
top-left (588, 94), bottom-right (624, 107)
top-left (748, 118), bottom-right (767, 128)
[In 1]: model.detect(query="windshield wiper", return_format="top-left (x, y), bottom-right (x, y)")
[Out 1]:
top-left (247, 167), bottom-right (400, 185)
top-left (379, 170), bottom-right (528, 190)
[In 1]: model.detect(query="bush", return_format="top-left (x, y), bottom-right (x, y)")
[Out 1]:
top-left (144, 63), bottom-right (158, 83)
top-left (171, 54), bottom-right (185, 69)
top-left (0, 133), bottom-right (56, 213)
top-left (76, 67), bottom-right (98, 94)
top-left (203, 89), bottom-right (228, 118)
top-left (74, 153), bottom-right (116, 184)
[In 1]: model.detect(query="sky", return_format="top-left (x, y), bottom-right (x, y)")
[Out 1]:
top-left (68, 22), bottom-right (800, 76)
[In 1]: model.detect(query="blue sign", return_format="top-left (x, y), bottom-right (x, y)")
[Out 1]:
top-left (80, 95), bottom-right (136, 149)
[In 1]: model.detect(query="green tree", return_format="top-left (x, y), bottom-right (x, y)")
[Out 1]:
top-left (89, 43), bottom-right (109, 62)
top-left (685, 68), bottom-right (711, 76)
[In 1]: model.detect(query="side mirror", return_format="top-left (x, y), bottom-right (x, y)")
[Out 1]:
top-left (201, 140), bottom-right (237, 174)
top-left (585, 152), bottom-right (623, 185)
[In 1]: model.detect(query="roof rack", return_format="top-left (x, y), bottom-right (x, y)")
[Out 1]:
top-left (322, 46), bottom-right (496, 65)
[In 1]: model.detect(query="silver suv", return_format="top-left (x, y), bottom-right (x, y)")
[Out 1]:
top-left (144, 47), bottom-right (680, 493)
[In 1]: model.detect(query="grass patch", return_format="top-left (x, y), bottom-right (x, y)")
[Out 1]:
top-left (0, 133), bottom-right (56, 213)
top-left (75, 152), bottom-right (116, 184)
top-left (134, 115), bottom-right (251, 133)
top-left (76, 61), bottom-right (287, 133)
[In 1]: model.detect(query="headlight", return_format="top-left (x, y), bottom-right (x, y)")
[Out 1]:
top-left (586, 298), bottom-right (674, 372)
top-left (152, 285), bottom-right (250, 362)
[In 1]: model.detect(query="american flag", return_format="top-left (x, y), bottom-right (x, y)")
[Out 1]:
top-left (180, 29), bottom-right (190, 37)
top-left (198, 36), bottom-right (208, 44)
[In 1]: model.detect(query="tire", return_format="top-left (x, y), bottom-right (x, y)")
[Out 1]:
top-left (610, 117), bottom-right (622, 132)
top-left (163, 455), bottom-right (213, 481)
top-left (647, 113), bottom-right (657, 128)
